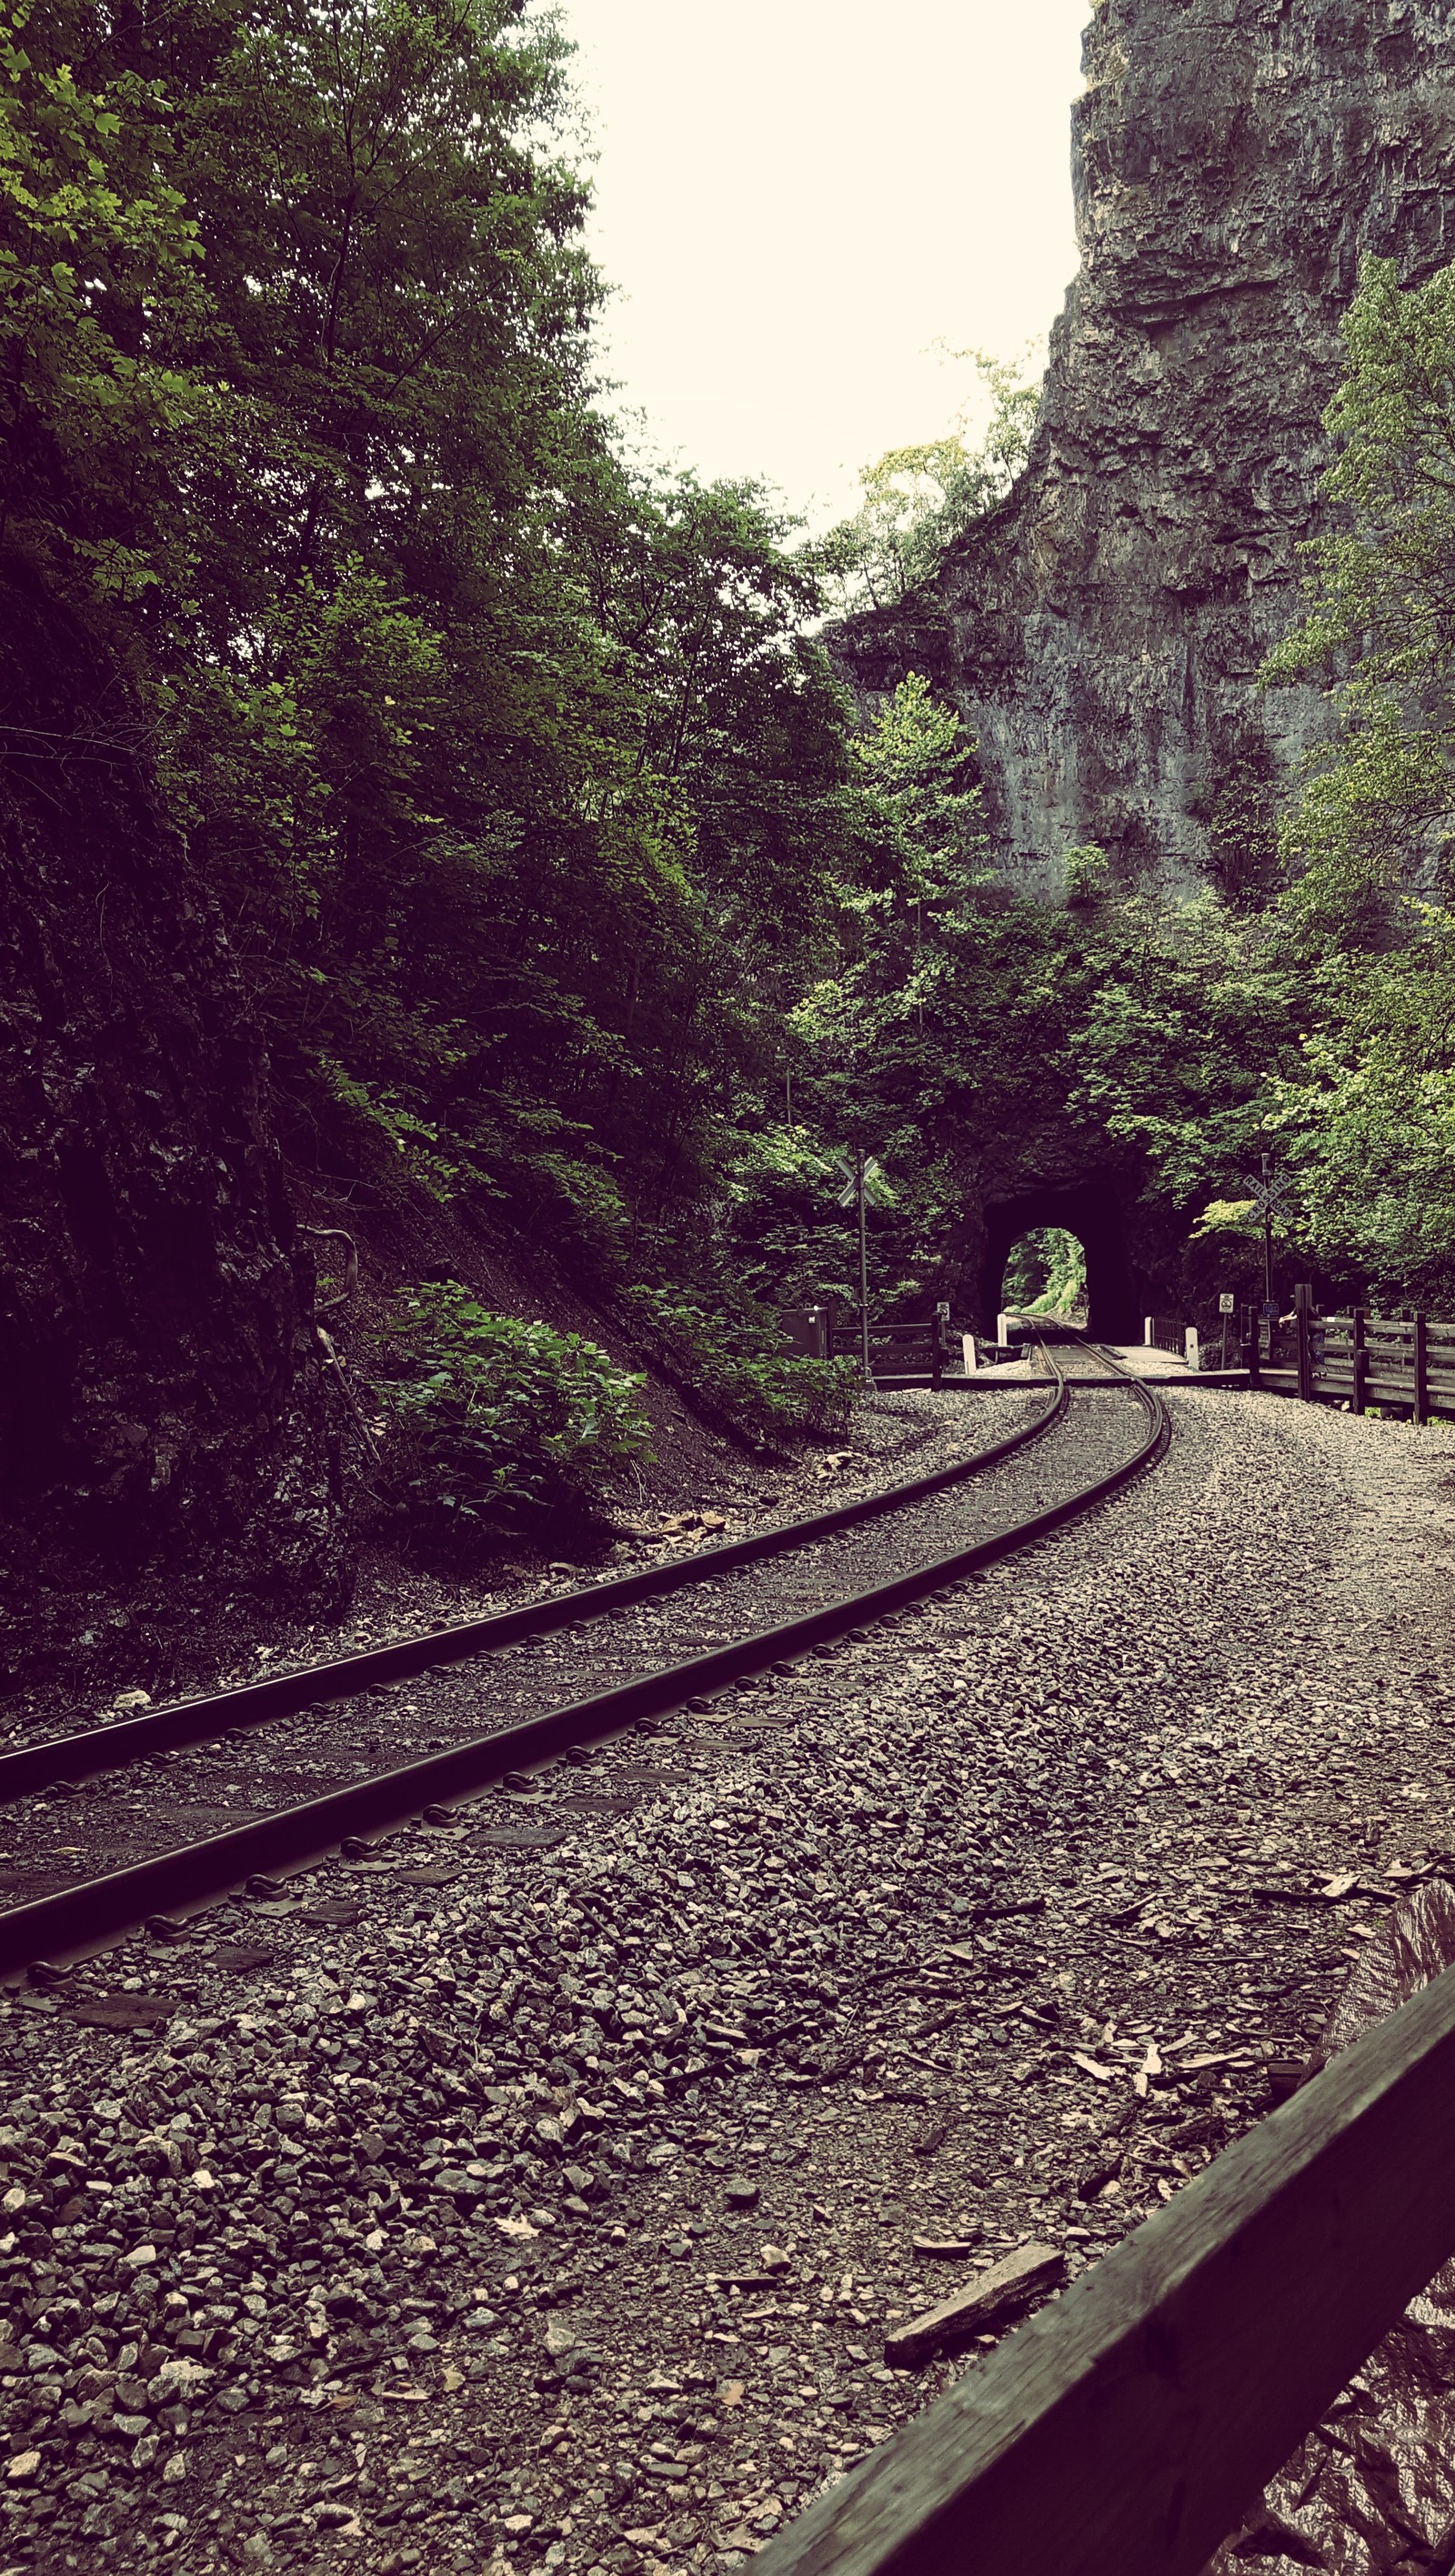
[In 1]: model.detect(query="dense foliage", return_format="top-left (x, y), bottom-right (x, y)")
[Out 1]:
top-left (1003, 1228), bottom-right (1088, 1318)
top-left (377, 1285), bottom-right (649, 1550)
top-left (0, 0), bottom-right (870, 1442)
top-left (1245, 256), bottom-right (1455, 1308)
top-left (10, 0), bottom-right (1455, 1496)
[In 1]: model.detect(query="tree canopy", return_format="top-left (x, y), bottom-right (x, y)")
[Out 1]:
top-left (10, 7), bottom-right (1455, 1414)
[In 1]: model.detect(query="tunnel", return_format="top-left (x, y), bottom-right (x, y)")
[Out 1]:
top-left (979, 1181), bottom-right (1139, 1344)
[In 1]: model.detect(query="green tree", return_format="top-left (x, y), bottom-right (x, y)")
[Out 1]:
top-left (0, 0), bottom-right (214, 597)
top-left (1265, 256), bottom-right (1455, 926)
top-left (818, 352), bottom-right (1040, 612)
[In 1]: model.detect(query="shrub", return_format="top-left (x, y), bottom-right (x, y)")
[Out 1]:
top-left (377, 1284), bottom-right (651, 1551)
top-left (624, 1286), bottom-right (858, 1437)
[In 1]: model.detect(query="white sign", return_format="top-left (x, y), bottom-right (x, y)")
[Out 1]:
top-left (1219, 1292), bottom-right (1235, 1315)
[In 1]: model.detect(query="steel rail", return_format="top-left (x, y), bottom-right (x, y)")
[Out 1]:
top-left (0, 1350), bottom-right (1169, 1976)
top-left (0, 1368), bottom-right (1071, 1809)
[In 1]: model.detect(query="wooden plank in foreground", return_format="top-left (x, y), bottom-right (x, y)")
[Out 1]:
top-left (756, 1962), bottom-right (1455, 2576)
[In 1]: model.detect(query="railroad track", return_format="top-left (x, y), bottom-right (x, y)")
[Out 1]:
top-left (0, 1343), bottom-right (1168, 1977)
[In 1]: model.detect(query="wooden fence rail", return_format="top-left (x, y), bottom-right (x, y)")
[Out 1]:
top-left (1254, 1299), bottom-right (1455, 1423)
top-left (778, 1309), bottom-right (956, 1383)
top-left (864, 1325), bottom-right (948, 1382)
top-left (757, 1960), bottom-right (1455, 2576)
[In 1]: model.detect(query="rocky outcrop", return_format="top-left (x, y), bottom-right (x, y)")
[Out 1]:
top-left (0, 573), bottom-right (346, 1695)
top-left (832, 0), bottom-right (1455, 900)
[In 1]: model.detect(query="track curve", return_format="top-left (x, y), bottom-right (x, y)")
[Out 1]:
top-left (0, 1347), bottom-right (1168, 1977)
top-left (1, 1377), bottom-right (1070, 1805)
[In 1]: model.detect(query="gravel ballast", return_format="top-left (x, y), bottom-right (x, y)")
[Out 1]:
top-left (2, 1379), bottom-right (1451, 2574)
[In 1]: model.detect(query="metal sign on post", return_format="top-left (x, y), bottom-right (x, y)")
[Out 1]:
top-left (1242, 1154), bottom-right (1297, 1317)
top-left (836, 1149), bottom-right (885, 1387)
top-left (1219, 1292), bottom-right (1235, 1315)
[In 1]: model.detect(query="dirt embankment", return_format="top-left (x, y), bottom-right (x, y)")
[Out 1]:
top-left (290, 1177), bottom-right (766, 1532)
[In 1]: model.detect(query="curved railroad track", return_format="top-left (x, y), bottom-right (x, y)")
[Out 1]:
top-left (0, 1343), bottom-right (1168, 1977)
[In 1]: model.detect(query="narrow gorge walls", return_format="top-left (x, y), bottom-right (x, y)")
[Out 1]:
top-left (832, 0), bottom-right (1455, 899)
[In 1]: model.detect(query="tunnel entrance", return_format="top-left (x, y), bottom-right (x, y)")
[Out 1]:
top-left (980, 1182), bottom-right (1139, 1343)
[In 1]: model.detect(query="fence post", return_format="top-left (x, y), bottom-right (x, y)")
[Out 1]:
top-left (933, 1300), bottom-right (950, 1388)
top-left (1350, 1308), bottom-right (1365, 1417)
top-left (1295, 1282), bottom-right (1314, 1402)
top-left (1415, 1310), bottom-right (1430, 1426)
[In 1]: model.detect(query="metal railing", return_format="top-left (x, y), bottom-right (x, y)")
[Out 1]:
top-left (1143, 1313), bottom-right (1186, 1358)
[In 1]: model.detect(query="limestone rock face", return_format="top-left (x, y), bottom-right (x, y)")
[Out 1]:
top-left (831, 0), bottom-right (1455, 899)
top-left (0, 574), bottom-right (347, 1693)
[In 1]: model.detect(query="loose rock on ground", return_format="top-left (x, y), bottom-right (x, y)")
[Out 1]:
top-left (2, 1376), bottom-right (1451, 2573)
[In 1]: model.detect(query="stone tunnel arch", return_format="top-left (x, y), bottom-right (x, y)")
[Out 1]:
top-left (980, 1181), bottom-right (1139, 1344)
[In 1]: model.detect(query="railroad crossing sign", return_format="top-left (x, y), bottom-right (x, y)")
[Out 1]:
top-left (834, 1151), bottom-right (886, 1208)
top-left (1242, 1159), bottom-right (1296, 1310)
top-left (1242, 1171), bottom-right (1297, 1220)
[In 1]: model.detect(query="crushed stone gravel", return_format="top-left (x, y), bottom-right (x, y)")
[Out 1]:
top-left (2, 1382), bottom-right (1451, 2575)
top-left (1, 1390), bottom-right (1015, 1761)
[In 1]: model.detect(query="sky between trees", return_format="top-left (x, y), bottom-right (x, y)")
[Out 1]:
top-left (560, 0), bottom-right (1088, 526)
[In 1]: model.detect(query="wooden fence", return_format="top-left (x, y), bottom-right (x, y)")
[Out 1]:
top-left (781, 1306), bottom-right (957, 1384)
top-left (863, 1318), bottom-right (954, 1384)
top-left (756, 1957), bottom-right (1455, 2576)
top-left (1252, 1286), bottom-right (1455, 1422)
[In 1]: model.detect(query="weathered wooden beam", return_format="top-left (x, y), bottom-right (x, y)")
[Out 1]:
top-left (756, 1962), bottom-right (1455, 2576)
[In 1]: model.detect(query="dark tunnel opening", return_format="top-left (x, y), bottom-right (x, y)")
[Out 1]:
top-left (980, 1182), bottom-right (1139, 1343)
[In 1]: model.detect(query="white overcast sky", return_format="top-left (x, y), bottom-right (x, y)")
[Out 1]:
top-left (558, 1), bottom-right (1090, 528)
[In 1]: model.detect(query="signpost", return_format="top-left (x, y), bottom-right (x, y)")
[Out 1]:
top-left (836, 1149), bottom-right (885, 1386)
top-left (1219, 1289), bottom-right (1234, 1370)
top-left (1242, 1154), bottom-right (1296, 1315)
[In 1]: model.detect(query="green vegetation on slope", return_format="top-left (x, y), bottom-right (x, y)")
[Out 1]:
top-left (8, 3), bottom-right (1455, 1528)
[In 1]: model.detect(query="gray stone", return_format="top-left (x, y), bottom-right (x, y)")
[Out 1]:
top-left (831, 0), bottom-right (1455, 907)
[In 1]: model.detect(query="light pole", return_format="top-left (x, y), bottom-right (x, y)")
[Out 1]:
top-left (857, 1149), bottom-right (871, 1382)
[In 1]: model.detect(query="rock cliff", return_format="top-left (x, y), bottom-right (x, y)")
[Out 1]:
top-left (0, 573), bottom-right (346, 1696)
top-left (831, 0), bottom-right (1455, 899)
